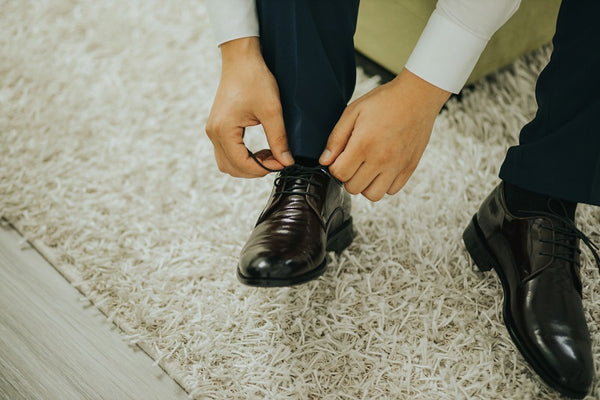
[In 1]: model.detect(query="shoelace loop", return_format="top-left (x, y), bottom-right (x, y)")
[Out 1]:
top-left (273, 164), bottom-right (325, 200)
top-left (247, 148), bottom-right (284, 173)
top-left (247, 148), bottom-right (327, 200)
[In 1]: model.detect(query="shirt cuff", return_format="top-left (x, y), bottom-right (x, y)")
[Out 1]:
top-left (205, 0), bottom-right (259, 46)
top-left (405, 10), bottom-right (488, 94)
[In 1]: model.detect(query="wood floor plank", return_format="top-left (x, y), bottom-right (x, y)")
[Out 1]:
top-left (0, 224), bottom-right (190, 400)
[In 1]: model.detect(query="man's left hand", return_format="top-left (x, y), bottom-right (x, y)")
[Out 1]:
top-left (318, 69), bottom-right (451, 201)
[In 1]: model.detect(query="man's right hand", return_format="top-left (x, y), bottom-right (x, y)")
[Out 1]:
top-left (205, 37), bottom-right (294, 178)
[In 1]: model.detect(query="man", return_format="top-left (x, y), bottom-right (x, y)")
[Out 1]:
top-left (205, 0), bottom-right (600, 397)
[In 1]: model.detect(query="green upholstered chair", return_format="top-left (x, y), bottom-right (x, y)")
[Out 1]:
top-left (354, 0), bottom-right (561, 85)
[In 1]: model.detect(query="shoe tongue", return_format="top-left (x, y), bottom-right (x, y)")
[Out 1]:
top-left (278, 166), bottom-right (312, 194)
top-left (286, 178), bottom-right (309, 193)
top-left (546, 198), bottom-right (576, 221)
top-left (276, 164), bottom-right (328, 201)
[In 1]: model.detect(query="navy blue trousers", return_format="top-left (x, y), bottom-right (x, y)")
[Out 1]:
top-left (256, 0), bottom-right (600, 206)
top-left (498, 0), bottom-right (600, 205)
top-left (256, 0), bottom-right (359, 160)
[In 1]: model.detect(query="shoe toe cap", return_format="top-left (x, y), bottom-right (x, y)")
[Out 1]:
top-left (536, 334), bottom-right (594, 397)
top-left (238, 253), bottom-right (299, 280)
top-left (555, 344), bottom-right (593, 396)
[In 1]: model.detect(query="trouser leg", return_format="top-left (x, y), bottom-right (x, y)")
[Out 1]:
top-left (499, 0), bottom-right (600, 206)
top-left (256, 0), bottom-right (360, 160)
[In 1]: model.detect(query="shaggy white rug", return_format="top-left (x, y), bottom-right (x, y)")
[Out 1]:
top-left (1, 2), bottom-right (600, 399)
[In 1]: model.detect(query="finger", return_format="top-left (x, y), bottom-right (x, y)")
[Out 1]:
top-left (362, 173), bottom-right (395, 202)
top-left (220, 127), bottom-right (270, 178)
top-left (343, 164), bottom-right (379, 196)
top-left (251, 149), bottom-right (286, 171)
top-left (258, 106), bottom-right (294, 167)
top-left (219, 142), bottom-right (265, 178)
top-left (206, 121), bottom-right (255, 177)
top-left (387, 172), bottom-right (411, 195)
top-left (209, 137), bottom-right (235, 172)
top-left (319, 106), bottom-right (357, 165)
top-left (213, 147), bottom-right (233, 174)
top-left (328, 138), bottom-right (365, 182)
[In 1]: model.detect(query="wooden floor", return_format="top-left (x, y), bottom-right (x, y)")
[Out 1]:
top-left (0, 223), bottom-right (190, 400)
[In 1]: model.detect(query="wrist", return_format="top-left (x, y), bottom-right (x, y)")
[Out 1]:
top-left (220, 37), bottom-right (263, 66)
top-left (392, 68), bottom-right (451, 113)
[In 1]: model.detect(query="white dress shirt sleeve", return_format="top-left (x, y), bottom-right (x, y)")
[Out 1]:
top-left (205, 0), bottom-right (520, 93)
top-left (205, 0), bottom-right (259, 46)
top-left (405, 0), bottom-right (521, 93)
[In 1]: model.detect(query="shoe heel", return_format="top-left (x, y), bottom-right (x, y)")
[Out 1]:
top-left (327, 218), bottom-right (354, 253)
top-left (463, 215), bottom-right (495, 272)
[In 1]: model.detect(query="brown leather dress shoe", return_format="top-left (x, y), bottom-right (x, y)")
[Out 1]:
top-left (237, 164), bottom-right (353, 287)
top-left (463, 183), bottom-right (600, 398)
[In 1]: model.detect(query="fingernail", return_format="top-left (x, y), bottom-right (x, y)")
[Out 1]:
top-left (319, 149), bottom-right (331, 163)
top-left (282, 151), bottom-right (294, 165)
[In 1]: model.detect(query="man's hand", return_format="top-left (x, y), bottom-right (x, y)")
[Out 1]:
top-left (206, 37), bottom-right (294, 178)
top-left (319, 69), bottom-right (451, 201)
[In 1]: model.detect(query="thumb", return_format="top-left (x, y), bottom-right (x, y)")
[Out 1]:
top-left (260, 107), bottom-right (294, 167)
top-left (319, 106), bottom-right (356, 165)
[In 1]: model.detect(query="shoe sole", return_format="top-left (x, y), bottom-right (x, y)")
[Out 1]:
top-left (463, 214), bottom-right (588, 399)
top-left (237, 217), bottom-right (354, 287)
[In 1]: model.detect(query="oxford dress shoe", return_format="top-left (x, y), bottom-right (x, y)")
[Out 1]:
top-left (463, 183), bottom-right (600, 398)
top-left (237, 164), bottom-right (353, 287)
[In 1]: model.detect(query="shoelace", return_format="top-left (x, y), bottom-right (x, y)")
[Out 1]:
top-left (518, 209), bottom-right (600, 284)
top-left (273, 164), bottom-right (325, 200)
top-left (247, 148), bottom-right (325, 200)
top-left (247, 148), bottom-right (284, 174)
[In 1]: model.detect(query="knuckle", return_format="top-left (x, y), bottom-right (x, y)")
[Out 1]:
top-left (205, 124), bottom-right (215, 137)
top-left (326, 141), bottom-right (339, 152)
top-left (216, 161), bottom-right (228, 173)
top-left (340, 175), bottom-right (352, 183)
top-left (344, 183), bottom-right (359, 195)
top-left (344, 103), bottom-right (357, 114)
top-left (329, 166), bottom-right (348, 182)
top-left (269, 133), bottom-right (287, 146)
top-left (205, 120), bottom-right (222, 139)
top-left (363, 189), bottom-right (384, 202)
top-left (328, 135), bottom-right (344, 149)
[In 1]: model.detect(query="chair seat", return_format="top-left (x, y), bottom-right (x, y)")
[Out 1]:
top-left (354, 0), bottom-right (561, 86)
